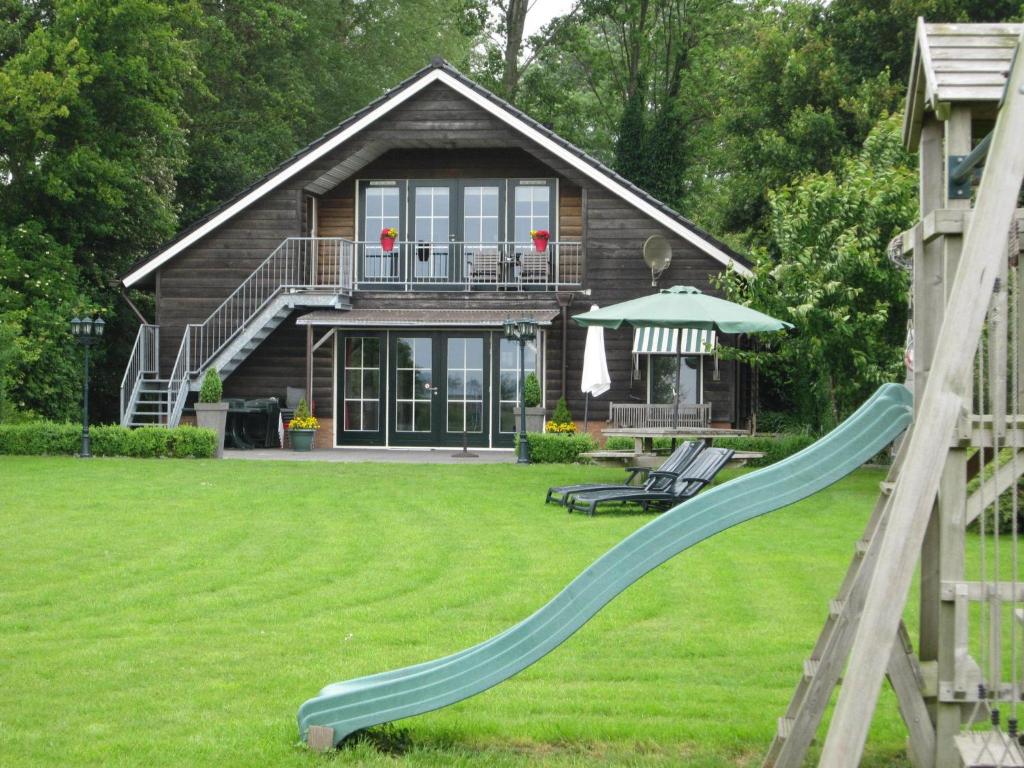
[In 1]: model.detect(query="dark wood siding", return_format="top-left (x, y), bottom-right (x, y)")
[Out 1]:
top-left (154, 80), bottom-right (746, 426)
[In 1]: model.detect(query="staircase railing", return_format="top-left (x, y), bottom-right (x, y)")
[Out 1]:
top-left (119, 324), bottom-right (159, 425)
top-left (164, 237), bottom-right (354, 426)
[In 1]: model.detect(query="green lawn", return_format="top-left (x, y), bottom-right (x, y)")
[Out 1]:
top-left (0, 457), bottom-right (914, 767)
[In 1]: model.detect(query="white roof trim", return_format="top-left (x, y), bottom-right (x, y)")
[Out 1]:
top-left (125, 68), bottom-right (749, 287)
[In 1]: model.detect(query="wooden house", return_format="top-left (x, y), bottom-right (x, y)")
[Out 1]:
top-left (119, 60), bottom-right (753, 449)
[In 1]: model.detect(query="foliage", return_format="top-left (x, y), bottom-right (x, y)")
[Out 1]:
top-left (523, 372), bottom-right (542, 408)
top-left (289, 398), bottom-right (319, 430)
top-left (0, 422), bottom-right (215, 458)
top-left (198, 368), bottom-right (223, 404)
top-left (514, 431), bottom-right (596, 463)
top-left (551, 396), bottom-right (573, 424)
top-left (718, 113), bottom-right (916, 431)
top-left (711, 434), bottom-right (817, 468)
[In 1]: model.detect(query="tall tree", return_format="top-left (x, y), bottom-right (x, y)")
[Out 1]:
top-left (719, 114), bottom-right (917, 430)
top-left (0, 0), bottom-right (195, 421)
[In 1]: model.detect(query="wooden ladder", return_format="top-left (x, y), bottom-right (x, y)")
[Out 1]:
top-left (763, 439), bottom-right (935, 767)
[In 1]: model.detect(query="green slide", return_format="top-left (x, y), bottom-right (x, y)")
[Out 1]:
top-left (297, 383), bottom-right (913, 746)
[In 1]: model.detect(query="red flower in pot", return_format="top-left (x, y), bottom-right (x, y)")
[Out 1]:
top-left (380, 227), bottom-right (398, 252)
top-left (530, 229), bottom-right (550, 253)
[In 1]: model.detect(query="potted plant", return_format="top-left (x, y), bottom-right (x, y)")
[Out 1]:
top-left (380, 227), bottom-right (397, 253)
top-left (288, 398), bottom-right (319, 452)
top-left (513, 372), bottom-right (547, 432)
top-left (530, 228), bottom-right (550, 253)
top-left (194, 368), bottom-right (228, 458)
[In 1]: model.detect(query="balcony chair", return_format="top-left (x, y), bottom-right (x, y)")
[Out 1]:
top-left (519, 252), bottom-right (550, 284)
top-left (566, 447), bottom-right (735, 516)
top-left (467, 248), bottom-right (500, 284)
top-left (545, 440), bottom-right (705, 506)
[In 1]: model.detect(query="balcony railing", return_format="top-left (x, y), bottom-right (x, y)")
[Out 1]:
top-left (353, 241), bottom-right (582, 290)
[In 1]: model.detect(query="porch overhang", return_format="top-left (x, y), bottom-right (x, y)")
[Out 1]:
top-left (295, 308), bottom-right (559, 327)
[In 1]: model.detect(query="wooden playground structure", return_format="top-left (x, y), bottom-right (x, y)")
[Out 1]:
top-left (763, 20), bottom-right (1024, 768)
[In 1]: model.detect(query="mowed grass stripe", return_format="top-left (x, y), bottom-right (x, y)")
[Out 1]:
top-left (1, 457), bottom-right (912, 766)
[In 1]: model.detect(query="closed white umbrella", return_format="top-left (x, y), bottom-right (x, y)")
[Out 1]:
top-left (580, 305), bottom-right (610, 430)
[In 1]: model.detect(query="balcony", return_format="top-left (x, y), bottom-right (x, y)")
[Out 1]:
top-left (351, 241), bottom-right (582, 291)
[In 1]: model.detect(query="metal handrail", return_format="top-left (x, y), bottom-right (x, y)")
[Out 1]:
top-left (162, 237), bottom-right (355, 426)
top-left (119, 324), bottom-right (159, 425)
top-left (354, 240), bottom-right (582, 289)
top-left (168, 324), bottom-right (194, 428)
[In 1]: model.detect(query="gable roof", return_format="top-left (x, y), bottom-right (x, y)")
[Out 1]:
top-left (122, 60), bottom-right (750, 287)
top-left (903, 19), bottom-right (1024, 150)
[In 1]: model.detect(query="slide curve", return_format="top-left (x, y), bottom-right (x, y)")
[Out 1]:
top-left (297, 383), bottom-right (913, 745)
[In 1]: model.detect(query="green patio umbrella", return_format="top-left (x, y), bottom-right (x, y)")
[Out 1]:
top-left (573, 286), bottom-right (792, 428)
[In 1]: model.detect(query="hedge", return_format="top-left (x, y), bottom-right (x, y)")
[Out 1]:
top-left (0, 422), bottom-right (217, 458)
top-left (605, 433), bottom-right (817, 468)
top-left (515, 432), bottom-right (597, 463)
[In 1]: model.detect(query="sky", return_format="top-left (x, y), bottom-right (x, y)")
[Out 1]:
top-left (523, 0), bottom-right (578, 38)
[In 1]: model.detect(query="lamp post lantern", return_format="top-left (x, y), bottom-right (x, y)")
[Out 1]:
top-left (503, 317), bottom-right (538, 464)
top-left (70, 315), bottom-right (105, 458)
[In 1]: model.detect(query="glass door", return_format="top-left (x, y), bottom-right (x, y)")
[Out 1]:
top-left (445, 336), bottom-right (487, 447)
top-left (388, 332), bottom-right (490, 447)
top-left (360, 182), bottom-right (403, 284)
top-left (511, 180), bottom-right (553, 285)
top-left (410, 182), bottom-right (454, 285)
top-left (462, 182), bottom-right (504, 285)
top-left (336, 334), bottom-right (384, 445)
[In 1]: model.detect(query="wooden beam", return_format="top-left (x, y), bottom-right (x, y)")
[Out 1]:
top-left (964, 450), bottom-right (1024, 524)
top-left (818, 32), bottom-right (1024, 767)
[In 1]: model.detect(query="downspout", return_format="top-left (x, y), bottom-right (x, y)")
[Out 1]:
top-left (556, 293), bottom-right (574, 399)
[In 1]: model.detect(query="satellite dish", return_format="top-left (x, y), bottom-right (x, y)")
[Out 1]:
top-left (642, 234), bottom-right (672, 286)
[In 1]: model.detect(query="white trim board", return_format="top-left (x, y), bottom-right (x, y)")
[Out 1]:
top-left (124, 68), bottom-right (749, 287)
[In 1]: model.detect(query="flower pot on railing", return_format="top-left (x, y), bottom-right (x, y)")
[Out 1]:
top-left (530, 229), bottom-right (550, 253)
top-left (380, 228), bottom-right (398, 253)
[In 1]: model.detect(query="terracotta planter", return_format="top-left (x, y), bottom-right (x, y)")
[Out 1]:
top-left (380, 235), bottom-right (396, 252)
top-left (194, 402), bottom-right (229, 458)
top-left (290, 428), bottom-right (316, 452)
top-left (532, 236), bottom-right (549, 253)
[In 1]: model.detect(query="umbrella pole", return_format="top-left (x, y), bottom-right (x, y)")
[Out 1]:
top-left (674, 329), bottom-right (682, 430)
top-left (584, 392), bottom-right (590, 433)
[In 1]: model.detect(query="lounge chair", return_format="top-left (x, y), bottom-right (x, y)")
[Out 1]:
top-left (567, 447), bottom-right (735, 516)
top-left (545, 440), bottom-right (705, 506)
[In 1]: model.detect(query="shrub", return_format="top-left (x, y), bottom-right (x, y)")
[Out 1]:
top-left (604, 436), bottom-right (634, 451)
top-left (168, 425), bottom-right (217, 458)
top-left (551, 396), bottom-right (572, 423)
top-left (0, 421), bottom-right (216, 458)
top-left (523, 373), bottom-right (541, 408)
top-left (198, 368), bottom-right (223, 404)
top-left (514, 432), bottom-right (596, 463)
top-left (712, 433), bottom-right (816, 467)
top-left (90, 425), bottom-right (134, 456)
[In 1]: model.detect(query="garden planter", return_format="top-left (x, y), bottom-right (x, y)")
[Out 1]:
top-left (531, 236), bottom-right (549, 253)
top-left (380, 235), bottom-right (396, 252)
top-left (290, 428), bottom-right (316, 452)
top-left (194, 402), bottom-right (229, 458)
top-left (513, 406), bottom-right (547, 433)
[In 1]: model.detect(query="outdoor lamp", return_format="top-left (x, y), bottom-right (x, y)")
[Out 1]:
top-left (503, 317), bottom-right (539, 464)
top-left (70, 315), bottom-right (105, 458)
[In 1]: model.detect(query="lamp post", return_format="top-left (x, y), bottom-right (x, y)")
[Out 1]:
top-left (70, 316), bottom-right (105, 458)
top-left (503, 317), bottom-right (538, 465)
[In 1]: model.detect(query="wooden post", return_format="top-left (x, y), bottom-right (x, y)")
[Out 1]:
top-left (818, 34), bottom-right (1024, 766)
top-left (932, 105), bottom-right (972, 768)
top-left (306, 323), bottom-right (314, 414)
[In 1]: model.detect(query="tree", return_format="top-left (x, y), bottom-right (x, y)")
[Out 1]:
top-left (719, 114), bottom-right (917, 431)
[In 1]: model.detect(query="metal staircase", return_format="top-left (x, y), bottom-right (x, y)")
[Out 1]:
top-left (120, 237), bottom-right (353, 427)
